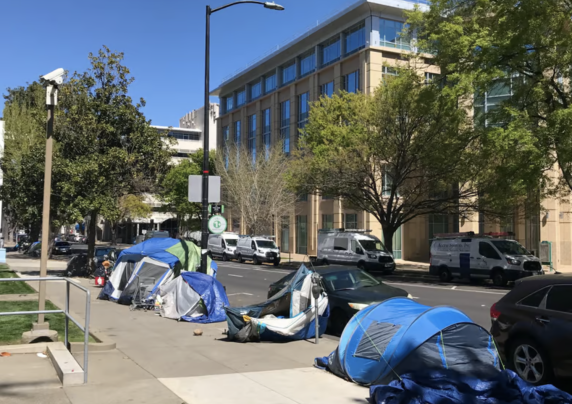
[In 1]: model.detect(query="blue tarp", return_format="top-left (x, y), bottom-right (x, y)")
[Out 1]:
top-left (316, 298), bottom-right (501, 386)
top-left (115, 238), bottom-right (181, 268)
top-left (369, 369), bottom-right (572, 404)
top-left (179, 272), bottom-right (229, 323)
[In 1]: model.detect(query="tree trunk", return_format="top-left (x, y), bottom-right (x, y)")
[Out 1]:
top-left (110, 222), bottom-right (117, 246)
top-left (47, 224), bottom-right (57, 258)
top-left (30, 221), bottom-right (41, 242)
top-left (382, 226), bottom-right (396, 255)
top-left (87, 211), bottom-right (98, 271)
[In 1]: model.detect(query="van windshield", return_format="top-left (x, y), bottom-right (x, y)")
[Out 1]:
top-left (359, 239), bottom-right (386, 252)
top-left (225, 239), bottom-right (237, 246)
top-left (491, 240), bottom-right (529, 255)
top-left (256, 240), bottom-right (277, 248)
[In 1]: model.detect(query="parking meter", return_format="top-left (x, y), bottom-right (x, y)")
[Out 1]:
top-left (311, 272), bottom-right (323, 344)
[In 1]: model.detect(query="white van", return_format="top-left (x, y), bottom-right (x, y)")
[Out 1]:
top-left (235, 236), bottom-right (280, 266)
top-left (208, 232), bottom-right (239, 261)
top-left (317, 229), bottom-right (395, 273)
top-left (429, 233), bottom-right (543, 286)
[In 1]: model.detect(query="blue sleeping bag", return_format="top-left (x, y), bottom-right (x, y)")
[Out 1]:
top-left (369, 369), bottom-right (572, 404)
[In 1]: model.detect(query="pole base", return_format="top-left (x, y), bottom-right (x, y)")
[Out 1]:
top-left (32, 322), bottom-right (50, 331)
top-left (22, 329), bottom-right (58, 344)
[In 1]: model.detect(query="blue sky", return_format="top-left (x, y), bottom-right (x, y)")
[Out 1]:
top-left (0, 0), bottom-right (359, 125)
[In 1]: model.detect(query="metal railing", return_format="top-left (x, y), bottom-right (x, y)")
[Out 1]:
top-left (0, 276), bottom-right (91, 384)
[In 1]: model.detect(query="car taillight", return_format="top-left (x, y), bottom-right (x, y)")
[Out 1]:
top-left (490, 302), bottom-right (501, 321)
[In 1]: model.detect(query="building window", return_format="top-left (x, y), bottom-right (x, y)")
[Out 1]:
top-left (167, 131), bottom-right (201, 140)
top-left (296, 215), bottom-right (308, 254)
top-left (297, 193), bottom-right (308, 202)
top-left (474, 78), bottom-right (514, 127)
top-left (265, 74), bottom-right (276, 93)
top-left (222, 125), bottom-right (230, 167)
top-left (380, 19), bottom-right (410, 50)
top-left (322, 214), bottom-right (334, 230)
top-left (225, 96), bottom-right (234, 113)
top-left (262, 108), bottom-right (271, 159)
top-left (320, 81), bottom-right (334, 97)
top-left (322, 36), bottom-right (341, 67)
top-left (173, 151), bottom-right (189, 158)
top-left (280, 100), bottom-right (290, 154)
top-left (344, 213), bottom-right (358, 229)
top-left (281, 216), bottom-right (290, 252)
top-left (282, 62), bottom-right (296, 85)
top-left (345, 22), bottom-right (366, 55)
top-left (234, 120), bottom-right (241, 146)
top-left (248, 114), bottom-right (257, 163)
top-left (383, 66), bottom-right (398, 76)
top-left (321, 194), bottom-right (334, 200)
top-left (236, 90), bottom-right (246, 106)
top-left (250, 81), bottom-right (261, 100)
top-left (300, 51), bottom-right (315, 77)
top-left (425, 72), bottom-right (437, 84)
top-left (298, 92), bottom-right (310, 131)
top-left (344, 70), bottom-right (360, 93)
top-left (429, 214), bottom-right (449, 241)
top-left (382, 167), bottom-right (394, 196)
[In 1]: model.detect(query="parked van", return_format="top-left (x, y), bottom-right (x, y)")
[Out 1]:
top-left (235, 236), bottom-right (280, 266)
top-left (208, 232), bottom-right (239, 261)
top-left (317, 229), bottom-right (395, 273)
top-left (429, 232), bottom-right (543, 286)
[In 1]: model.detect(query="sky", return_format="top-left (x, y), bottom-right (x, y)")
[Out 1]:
top-left (0, 0), bottom-right (360, 126)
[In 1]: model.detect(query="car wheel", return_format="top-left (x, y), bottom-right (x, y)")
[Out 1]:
top-left (509, 338), bottom-right (553, 385)
top-left (492, 269), bottom-right (508, 287)
top-left (328, 309), bottom-right (351, 336)
top-left (438, 267), bottom-right (452, 282)
top-left (323, 259), bottom-right (329, 266)
top-left (238, 254), bottom-right (244, 263)
top-left (222, 253), bottom-right (228, 262)
top-left (253, 255), bottom-right (261, 265)
top-left (273, 259), bottom-right (280, 266)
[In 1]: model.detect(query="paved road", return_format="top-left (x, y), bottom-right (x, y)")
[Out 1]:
top-left (215, 260), bottom-right (506, 330)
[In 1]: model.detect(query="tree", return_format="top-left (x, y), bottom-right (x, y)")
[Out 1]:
top-left (103, 194), bottom-right (152, 245)
top-left (406, 0), bottom-right (565, 198)
top-left (158, 149), bottom-right (216, 235)
top-left (55, 46), bottom-right (173, 265)
top-left (216, 144), bottom-right (296, 236)
top-left (288, 68), bottom-right (488, 253)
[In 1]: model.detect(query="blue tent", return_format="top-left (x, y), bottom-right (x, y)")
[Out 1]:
top-left (176, 272), bottom-right (229, 323)
top-left (315, 298), bottom-right (501, 386)
top-left (99, 238), bottom-right (216, 304)
top-left (225, 264), bottom-right (329, 342)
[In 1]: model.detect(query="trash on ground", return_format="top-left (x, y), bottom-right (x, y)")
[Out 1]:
top-left (225, 264), bottom-right (329, 342)
top-left (37, 352), bottom-right (47, 358)
top-left (0, 352), bottom-right (11, 357)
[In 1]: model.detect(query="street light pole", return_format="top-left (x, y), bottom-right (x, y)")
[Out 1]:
top-left (200, 1), bottom-right (284, 274)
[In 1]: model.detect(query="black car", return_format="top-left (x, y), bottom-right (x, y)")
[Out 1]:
top-left (53, 241), bottom-right (72, 255)
top-left (268, 266), bottom-right (409, 334)
top-left (490, 275), bottom-right (572, 386)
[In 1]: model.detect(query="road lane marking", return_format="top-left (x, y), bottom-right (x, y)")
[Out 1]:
top-left (227, 292), bottom-right (253, 296)
top-left (227, 274), bottom-right (243, 278)
top-left (384, 282), bottom-right (507, 295)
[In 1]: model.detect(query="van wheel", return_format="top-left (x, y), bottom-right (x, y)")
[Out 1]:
top-left (222, 253), bottom-right (228, 262)
top-left (253, 255), bottom-right (261, 265)
top-left (492, 269), bottom-right (508, 287)
top-left (238, 254), bottom-right (244, 263)
top-left (357, 261), bottom-right (366, 271)
top-left (439, 267), bottom-right (452, 282)
top-left (273, 259), bottom-right (280, 266)
top-left (323, 259), bottom-right (329, 266)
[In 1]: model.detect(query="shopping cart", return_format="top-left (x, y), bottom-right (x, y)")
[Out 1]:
top-left (129, 275), bottom-right (156, 312)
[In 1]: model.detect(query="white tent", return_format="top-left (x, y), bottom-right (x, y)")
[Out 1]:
top-left (159, 276), bottom-right (206, 320)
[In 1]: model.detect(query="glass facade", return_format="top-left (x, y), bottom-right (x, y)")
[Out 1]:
top-left (236, 90), bottom-right (246, 106)
top-left (282, 62), bottom-right (296, 84)
top-left (281, 216), bottom-right (290, 252)
top-left (225, 96), bottom-right (234, 113)
top-left (296, 215), bottom-right (308, 254)
top-left (298, 92), bottom-right (310, 130)
top-left (321, 81), bottom-right (334, 97)
top-left (322, 36), bottom-right (341, 66)
top-left (281, 100), bottom-right (290, 154)
top-left (234, 120), bottom-right (241, 146)
top-left (380, 19), bottom-right (410, 50)
top-left (265, 74), bottom-right (276, 93)
top-left (250, 81), bottom-right (261, 100)
top-left (344, 213), bottom-right (358, 229)
top-left (345, 22), bottom-right (366, 55)
top-left (223, 125), bottom-right (230, 168)
top-left (300, 52), bottom-right (315, 77)
top-left (322, 214), bottom-right (334, 230)
top-left (345, 70), bottom-right (360, 93)
top-left (248, 114), bottom-right (257, 163)
top-left (262, 108), bottom-right (271, 158)
top-left (474, 78), bottom-right (514, 127)
top-left (168, 131), bottom-right (200, 140)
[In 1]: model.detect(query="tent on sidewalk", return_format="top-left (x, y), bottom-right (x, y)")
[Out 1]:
top-left (225, 264), bottom-right (329, 342)
top-left (98, 237), bottom-right (216, 305)
top-left (159, 271), bottom-right (229, 323)
top-left (315, 297), bottom-right (501, 386)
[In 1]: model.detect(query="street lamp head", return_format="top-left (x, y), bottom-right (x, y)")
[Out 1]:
top-left (264, 2), bottom-right (284, 10)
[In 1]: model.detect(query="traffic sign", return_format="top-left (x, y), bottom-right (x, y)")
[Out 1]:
top-left (188, 175), bottom-right (221, 203)
top-left (208, 215), bottom-right (227, 234)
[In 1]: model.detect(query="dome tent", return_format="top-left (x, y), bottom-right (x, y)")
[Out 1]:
top-left (315, 298), bottom-right (501, 386)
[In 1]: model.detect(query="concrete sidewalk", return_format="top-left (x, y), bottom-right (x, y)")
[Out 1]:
top-left (6, 257), bottom-right (367, 404)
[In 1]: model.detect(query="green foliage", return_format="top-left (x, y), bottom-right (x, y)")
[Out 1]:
top-left (289, 68), bottom-right (481, 251)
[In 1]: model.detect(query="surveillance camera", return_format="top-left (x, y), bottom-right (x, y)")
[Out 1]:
top-left (42, 68), bottom-right (65, 85)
